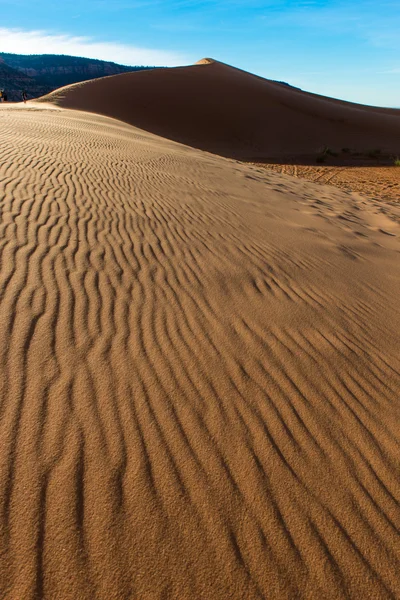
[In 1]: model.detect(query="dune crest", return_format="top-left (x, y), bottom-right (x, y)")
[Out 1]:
top-left (195, 57), bottom-right (216, 64)
top-left (0, 105), bottom-right (400, 598)
top-left (38, 59), bottom-right (400, 160)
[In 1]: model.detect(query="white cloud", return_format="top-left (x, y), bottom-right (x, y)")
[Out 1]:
top-left (0, 28), bottom-right (187, 66)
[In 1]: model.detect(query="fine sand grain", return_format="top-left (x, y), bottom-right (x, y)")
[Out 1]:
top-left (0, 105), bottom-right (400, 599)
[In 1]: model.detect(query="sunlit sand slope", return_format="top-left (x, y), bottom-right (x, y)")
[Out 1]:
top-left (0, 106), bottom-right (400, 599)
top-left (39, 59), bottom-right (400, 159)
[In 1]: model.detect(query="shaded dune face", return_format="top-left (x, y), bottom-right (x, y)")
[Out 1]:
top-left (39, 59), bottom-right (400, 160)
top-left (0, 107), bottom-right (400, 600)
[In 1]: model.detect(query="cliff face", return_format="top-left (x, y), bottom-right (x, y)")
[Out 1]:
top-left (0, 53), bottom-right (158, 101)
top-left (0, 58), bottom-right (49, 101)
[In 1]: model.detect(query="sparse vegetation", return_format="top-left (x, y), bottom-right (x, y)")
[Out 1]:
top-left (368, 148), bottom-right (382, 158)
top-left (394, 157), bottom-right (400, 166)
top-left (316, 146), bottom-right (338, 163)
top-left (324, 147), bottom-right (338, 157)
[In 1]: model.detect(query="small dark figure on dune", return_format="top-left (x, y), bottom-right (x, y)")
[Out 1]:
top-left (22, 90), bottom-right (28, 103)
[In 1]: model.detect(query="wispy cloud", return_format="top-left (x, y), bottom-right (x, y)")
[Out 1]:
top-left (380, 67), bottom-right (400, 74)
top-left (0, 28), bottom-right (187, 66)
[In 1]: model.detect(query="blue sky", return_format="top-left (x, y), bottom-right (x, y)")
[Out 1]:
top-left (0, 0), bottom-right (399, 107)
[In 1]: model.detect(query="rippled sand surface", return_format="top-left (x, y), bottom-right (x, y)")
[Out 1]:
top-left (0, 106), bottom-right (400, 599)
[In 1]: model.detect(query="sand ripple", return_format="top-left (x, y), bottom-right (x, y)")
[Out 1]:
top-left (0, 108), bottom-right (399, 599)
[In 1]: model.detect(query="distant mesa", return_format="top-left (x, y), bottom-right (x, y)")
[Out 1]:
top-left (0, 52), bottom-right (161, 102)
top-left (0, 59), bottom-right (38, 99)
top-left (38, 58), bottom-right (400, 161)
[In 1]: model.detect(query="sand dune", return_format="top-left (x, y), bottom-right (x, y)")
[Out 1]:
top-left (0, 103), bottom-right (400, 599)
top-left (38, 59), bottom-right (400, 160)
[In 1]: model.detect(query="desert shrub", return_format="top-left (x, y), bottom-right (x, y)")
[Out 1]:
top-left (368, 149), bottom-right (381, 158)
top-left (323, 146), bottom-right (338, 157)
